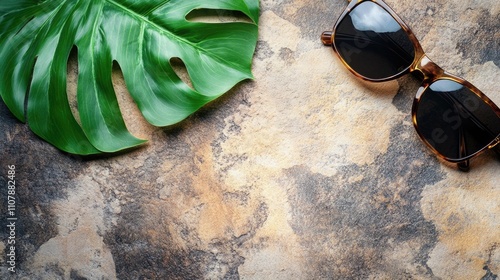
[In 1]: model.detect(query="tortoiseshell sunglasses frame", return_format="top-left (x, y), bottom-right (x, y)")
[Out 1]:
top-left (321, 0), bottom-right (500, 171)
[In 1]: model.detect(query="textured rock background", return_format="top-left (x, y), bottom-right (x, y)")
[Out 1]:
top-left (1, 0), bottom-right (499, 279)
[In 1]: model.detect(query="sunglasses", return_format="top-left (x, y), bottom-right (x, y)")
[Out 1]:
top-left (321, 0), bottom-right (500, 171)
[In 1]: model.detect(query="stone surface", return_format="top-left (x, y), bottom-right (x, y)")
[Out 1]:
top-left (1, 0), bottom-right (499, 279)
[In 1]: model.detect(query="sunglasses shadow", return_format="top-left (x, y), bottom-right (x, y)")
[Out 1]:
top-left (434, 147), bottom-right (500, 172)
top-left (344, 70), bottom-right (422, 111)
top-left (345, 72), bottom-right (422, 100)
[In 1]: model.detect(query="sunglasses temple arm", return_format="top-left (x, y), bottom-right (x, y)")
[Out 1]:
top-left (455, 128), bottom-right (470, 171)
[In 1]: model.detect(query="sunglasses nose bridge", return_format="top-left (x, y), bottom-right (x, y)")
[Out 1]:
top-left (413, 55), bottom-right (445, 82)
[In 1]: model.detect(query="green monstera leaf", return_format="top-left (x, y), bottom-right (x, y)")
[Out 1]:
top-left (0, 0), bottom-right (259, 155)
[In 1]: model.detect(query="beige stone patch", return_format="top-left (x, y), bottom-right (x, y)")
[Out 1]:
top-left (30, 175), bottom-right (116, 279)
top-left (259, 11), bottom-right (301, 53)
top-left (422, 161), bottom-right (500, 279)
top-left (239, 245), bottom-right (306, 279)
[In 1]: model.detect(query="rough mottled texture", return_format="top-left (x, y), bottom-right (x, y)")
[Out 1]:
top-left (1, 0), bottom-right (499, 279)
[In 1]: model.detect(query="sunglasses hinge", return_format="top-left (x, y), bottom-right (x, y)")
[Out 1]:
top-left (489, 135), bottom-right (500, 149)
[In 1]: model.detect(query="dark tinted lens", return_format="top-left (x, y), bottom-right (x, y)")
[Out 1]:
top-left (334, 2), bottom-right (415, 80)
top-left (416, 80), bottom-right (500, 161)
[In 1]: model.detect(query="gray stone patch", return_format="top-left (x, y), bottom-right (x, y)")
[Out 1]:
top-left (284, 120), bottom-right (444, 278)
